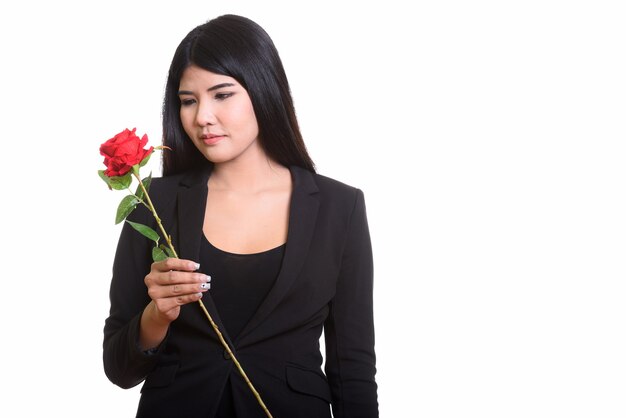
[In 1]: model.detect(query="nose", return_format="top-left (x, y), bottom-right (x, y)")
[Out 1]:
top-left (195, 100), bottom-right (217, 126)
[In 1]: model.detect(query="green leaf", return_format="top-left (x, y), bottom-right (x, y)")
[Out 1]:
top-left (132, 164), bottom-right (140, 176)
top-left (160, 243), bottom-right (176, 259)
top-left (126, 220), bottom-right (160, 243)
top-left (152, 246), bottom-right (168, 262)
top-left (98, 170), bottom-right (112, 190)
top-left (142, 174), bottom-right (152, 193)
top-left (109, 172), bottom-right (132, 190)
top-left (115, 195), bottom-right (139, 224)
top-left (135, 173), bottom-right (152, 200)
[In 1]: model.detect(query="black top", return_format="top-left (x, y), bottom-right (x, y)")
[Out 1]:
top-left (199, 235), bottom-right (285, 417)
top-left (200, 235), bottom-right (285, 339)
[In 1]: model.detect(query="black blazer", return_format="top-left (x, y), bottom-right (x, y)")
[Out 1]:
top-left (103, 165), bottom-right (378, 418)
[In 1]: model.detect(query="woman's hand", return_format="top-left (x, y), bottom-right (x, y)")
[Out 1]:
top-left (139, 258), bottom-right (211, 350)
top-left (145, 257), bottom-right (211, 322)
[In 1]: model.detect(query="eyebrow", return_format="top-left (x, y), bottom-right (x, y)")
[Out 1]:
top-left (177, 83), bottom-right (235, 95)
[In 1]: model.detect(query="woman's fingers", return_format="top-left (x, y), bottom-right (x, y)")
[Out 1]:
top-left (146, 258), bottom-right (211, 286)
top-left (167, 281), bottom-right (211, 295)
top-left (153, 291), bottom-right (205, 315)
top-left (149, 269), bottom-right (211, 286)
top-left (153, 257), bottom-right (200, 273)
top-left (144, 258), bottom-right (211, 314)
top-left (148, 279), bottom-right (210, 300)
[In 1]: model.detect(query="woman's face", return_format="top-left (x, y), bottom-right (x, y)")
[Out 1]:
top-left (178, 65), bottom-right (261, 165)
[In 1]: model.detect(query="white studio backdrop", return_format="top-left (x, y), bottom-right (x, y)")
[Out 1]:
top-left (0, 0), bottom-right (625, 417)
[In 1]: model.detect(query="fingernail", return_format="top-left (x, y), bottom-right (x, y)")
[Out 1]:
top-left (193, 262), bottom-right (200, 270)
top-left (205, 275), bottom-right (211, 282)
top-left (200, 283), bottom-right (210, 290)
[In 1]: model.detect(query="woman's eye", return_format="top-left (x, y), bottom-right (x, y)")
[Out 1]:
top-left (180, 98), bottom-right (196, 106)
top-left (215, 92), bottom-right (234, 101)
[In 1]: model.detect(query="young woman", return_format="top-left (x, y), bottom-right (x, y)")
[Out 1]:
top-left (103, 14), bottom-right (378, 418)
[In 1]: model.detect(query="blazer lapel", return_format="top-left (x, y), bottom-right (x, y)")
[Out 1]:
top-left (176, 165), bottom-right (210, 263)
top-left (236, 166), bottom-right (320, 345)
top-left (176, 165), bottom-right (231, 344)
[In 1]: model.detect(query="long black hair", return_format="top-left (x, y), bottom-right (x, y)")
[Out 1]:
top-left (161, 14), bottom-right (315, 176)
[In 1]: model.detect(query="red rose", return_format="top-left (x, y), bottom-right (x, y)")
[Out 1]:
top-left (100, 128), bottom-right (154, 177)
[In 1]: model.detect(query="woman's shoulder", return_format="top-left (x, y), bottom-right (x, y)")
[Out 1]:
top-left (312, 171), bottom-right (361, 196)
top-left (300, 168), bottom-right (366, 210)
top-left (305, 170), bottom-right (369, 228)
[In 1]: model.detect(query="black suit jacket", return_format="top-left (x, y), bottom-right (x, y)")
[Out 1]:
top-left (103, 165), bottom-right (378, 418)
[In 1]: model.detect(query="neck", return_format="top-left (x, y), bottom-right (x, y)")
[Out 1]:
top-left (210, 156), bottom-right (289, 193)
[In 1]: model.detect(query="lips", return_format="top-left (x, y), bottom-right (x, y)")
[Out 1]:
top-left (200, 133), bottom-right (225, 146)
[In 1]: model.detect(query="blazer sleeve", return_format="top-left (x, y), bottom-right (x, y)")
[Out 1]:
top-left (102, 203), bottom-right (165, 389)
top-left (324, 189), bottom-right (379, 417)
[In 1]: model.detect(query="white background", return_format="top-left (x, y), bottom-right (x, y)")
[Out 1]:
top-left (0, 1), bottom-right (625, 417)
